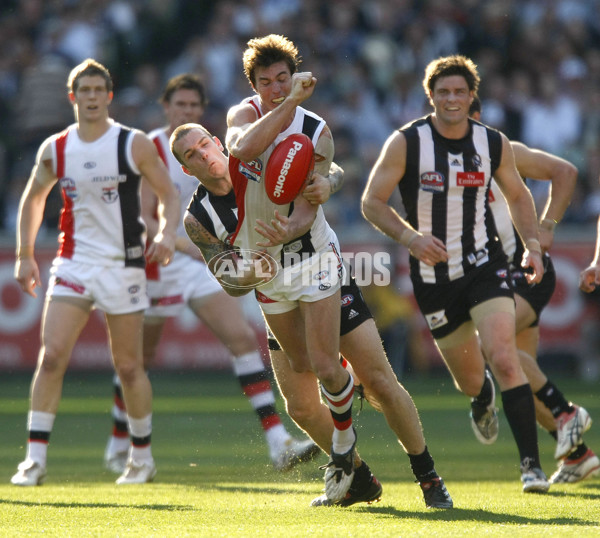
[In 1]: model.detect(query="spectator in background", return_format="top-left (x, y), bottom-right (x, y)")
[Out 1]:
top-left (12, 53), bottom-right (74, 231)
top-left (0, 1), bottom-right (599, 252)
top-left (521, 73), bottom-right (582, 215)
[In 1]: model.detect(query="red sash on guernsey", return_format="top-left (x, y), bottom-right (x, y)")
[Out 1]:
top-left (227, 99), bottom-right (262, 247)
top-left (55, 130), bottom-right (75, 259)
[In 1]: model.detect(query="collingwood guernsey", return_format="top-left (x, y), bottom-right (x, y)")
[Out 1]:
top-left (400, 115), bottom-right (505, 284)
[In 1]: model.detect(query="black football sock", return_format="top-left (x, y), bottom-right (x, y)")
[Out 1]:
top-left (408, 446), bottom-right (438, 482)
top-left (535, 380), bottom-right (574, 418)
top-left (471, 372), bottom-right (494, 421)
top-left (501, 384), bottom-right (541, 470)
top-left (566, 443), bottom-right (588, 461)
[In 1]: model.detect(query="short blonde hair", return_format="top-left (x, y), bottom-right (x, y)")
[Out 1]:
top-left (169, 123), bottom-right (213, 165)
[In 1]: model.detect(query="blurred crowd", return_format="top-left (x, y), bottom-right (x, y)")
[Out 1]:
top-left (2, 0), bottom-right (600, 238)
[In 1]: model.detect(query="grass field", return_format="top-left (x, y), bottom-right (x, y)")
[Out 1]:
top-left (0, 370), bottom-right (599, 537)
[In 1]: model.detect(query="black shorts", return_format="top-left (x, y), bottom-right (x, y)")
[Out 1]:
top-left (511, 254), bottom-right (556, 327)
top-left (412, 256), bottom-right (515, 340)
top-left (266, 276), bottom-right (373, 351)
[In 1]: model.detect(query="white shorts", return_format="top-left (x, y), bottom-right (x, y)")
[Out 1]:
top-left (145, 254), bottom-right (222, 318)
top-left (47, 257), bottom-right (148, 315)
top-left (255, 241), bottom-right (345, 315)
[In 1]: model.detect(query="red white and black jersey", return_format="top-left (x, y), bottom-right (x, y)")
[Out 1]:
top-left (146, 127), bottom-right (208, 282)
top-left (399, 115), bottom-right (505, 284)
top-left (52, 120), bottom-right (145, 267)
top-left (148, 128), bottom-right (198, 240)
top-left (227, 95), bottom-right (337, 264)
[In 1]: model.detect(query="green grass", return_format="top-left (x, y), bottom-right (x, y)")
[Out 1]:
top-left (0, 371), bottom-right (599, 537)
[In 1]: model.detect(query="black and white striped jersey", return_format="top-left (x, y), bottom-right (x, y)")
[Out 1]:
top-left (399, 115), bottom-right (505, 284)
top-left (488, 178), bottom-right (526, 269)
top-left (187, 184), bottom-right (238, 244)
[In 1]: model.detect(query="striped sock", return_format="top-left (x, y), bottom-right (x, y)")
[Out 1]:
top-left (232, 352), bottom-right (288, 448)
top-left (128, 414), bottom-right (152, 462)
top-left (111, 374), bottom-right (129, 440)
top-left (26, 411), bottom-right (55, 466)
top-left (321, 373), bottom-right (355, 454)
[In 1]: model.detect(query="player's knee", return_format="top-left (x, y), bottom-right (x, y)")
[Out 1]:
top-left (313, 360), bottom-right (345, 388)
top-left (226, 325), bottom-right (259, 356)
top-left (454, 375), bottom-right (483, 397)
top-left (114, 359), bottom-right (143, 385)
top-left (37, 345), bottom-right (70, 375)
top-left (360, 368), bottom-right (395, 404)
top-left (487, 350), bottom-right (522, 383)
top-left (285, 398), bottom-right (321, 429)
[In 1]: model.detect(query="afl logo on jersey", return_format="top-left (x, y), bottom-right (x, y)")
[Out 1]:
top-left (59, 177), bottom-right (79, 200)
top-left (420, 172), bottom-right (445, 193)
top-left (102, 187), bottom-right (119, 203)
top-left (472, 154), bottom-right (482, 167)
top-left (314, 270), bottom-right (330, 281)
top-left (239, 159), bottom-right (263, 183)
top-left (84, 161), bottom-right (96, 169)
top-left (341, 294), bottom-right (354, 307)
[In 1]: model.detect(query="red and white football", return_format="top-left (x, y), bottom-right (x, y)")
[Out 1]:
top-left (264, 133), bottom-right (315, 205)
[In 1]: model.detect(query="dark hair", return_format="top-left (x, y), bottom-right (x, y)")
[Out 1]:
top-left (469, 95), bottom-right (481, 116)
top-left (161, 73), bottom-right (208, 107)
top-left (423, 55), bottom-right (480, 96)
top-left (242, 34), bottom-right (301, 88)
top-left (67, 58), bottom-right (113, 93)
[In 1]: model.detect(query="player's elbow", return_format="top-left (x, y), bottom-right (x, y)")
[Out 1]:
top-left (226, 132), bottom-right (256, 163)
top-left (228, 143), bottom-right (257, 163)
top-left (361, 192), bottom-right (379, 223)
top-left (563, 162), bottom-right (578, 187)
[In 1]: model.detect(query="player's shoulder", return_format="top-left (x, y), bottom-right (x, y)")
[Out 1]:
top-left (117, 122), bottom-right (147, 140)
top-left (228, 96), bottom-right (260, 123)
top-left (469, 117), bottom-right (504, 142)
top-left (298, 104), bottom-right (325, 124)
top-left (192, 183), bottom-right (209, 203)
top-left (399, 115), bottom-right (429, 134)
top-left (122, 124), bottom-right (156, 152)
top-left (37, 124), bottom-right (75, 161)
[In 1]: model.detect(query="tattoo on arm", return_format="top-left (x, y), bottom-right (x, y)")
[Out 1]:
top-left (184, 214), bottom-right (229, 264)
